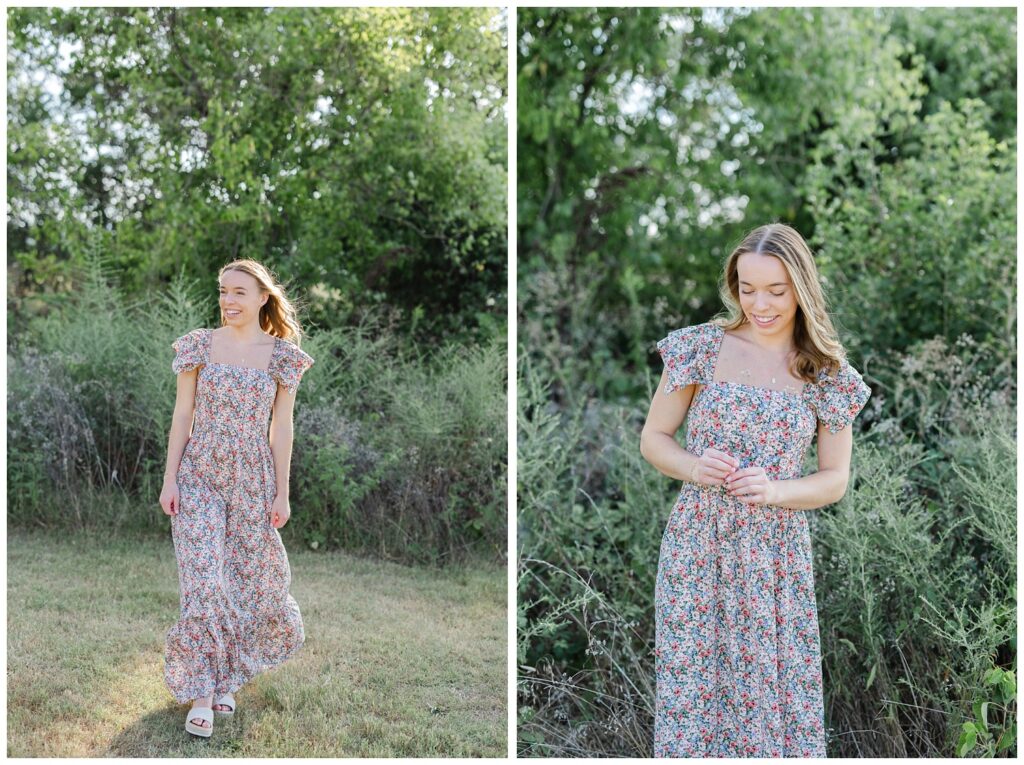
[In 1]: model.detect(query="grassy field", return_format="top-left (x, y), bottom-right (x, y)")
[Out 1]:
top-left (7, 529), bottom-right (507, 757)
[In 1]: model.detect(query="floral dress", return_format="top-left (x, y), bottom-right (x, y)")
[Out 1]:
top-left (653, 321), bottom-right (870, 757)
top-left (164, 327), bottom-right (314, 704)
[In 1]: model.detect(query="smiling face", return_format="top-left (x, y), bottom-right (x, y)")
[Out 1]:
top-left (735, 251), bottom-right (799, 339)
top-left (218, 268), bottom-right (267, 326)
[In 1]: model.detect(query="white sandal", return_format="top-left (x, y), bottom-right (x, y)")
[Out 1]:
top-left (213, 692), bottom-right (235, 717)
top-left (185, 705), bottom-right (214, 737)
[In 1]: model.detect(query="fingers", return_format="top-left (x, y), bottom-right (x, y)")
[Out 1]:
top-left (699, 453), bottom-right (739, 485)
top-left (708, 457), bottom-right (736, 475)
top-left (705, 450), bottom-right (740, 479)
top-left (727, 475), bottom-right (761, 491)
top-left (706, 448), bottom-right (740, 469)
top-left (726, 474), bottom-right (752, 489)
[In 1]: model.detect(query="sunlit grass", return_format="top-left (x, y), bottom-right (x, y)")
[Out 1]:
top-left (7, 529), bottom-right (507, 757)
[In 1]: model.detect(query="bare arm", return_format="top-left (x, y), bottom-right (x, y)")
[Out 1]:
top-left (164, 369), bottom-right (198, 482)
top-left (160, 369), bottom-right (198, 516)
top-left (639, 368), bottom-right (739, 486)
top-left (726, 418), bottom-right (853, 510)
top-left (268, 384), bottom-right (298, 499)
top-left (768, 422), bottom-right (853, 510)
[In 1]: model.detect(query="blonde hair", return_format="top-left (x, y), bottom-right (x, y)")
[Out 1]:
top-left (217, 259), bottom-right (306, 346)
top-left (711, 223), bottom-right (847, 384)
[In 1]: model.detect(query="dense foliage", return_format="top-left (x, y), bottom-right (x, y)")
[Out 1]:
top-left (7, 7), bottom-right (509, 566)
top-left (8, 257), bottom-right (506, 565)
top-left (8, 7), bottom-right (507, 344)
top-left (517, 7), bottom-right (1016, 757)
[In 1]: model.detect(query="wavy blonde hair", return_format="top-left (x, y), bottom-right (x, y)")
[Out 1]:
top-left (711, 223), bottom-right (847, 384)
top-left (217, 259), bottom-right (306, 346)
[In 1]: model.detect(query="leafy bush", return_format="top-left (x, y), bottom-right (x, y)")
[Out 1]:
top-left (7, 253), bottom-right (506, 565)
top-left (517, 332), bottom-right (1016, 756)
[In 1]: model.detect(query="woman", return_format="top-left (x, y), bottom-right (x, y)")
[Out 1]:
top-left (639, 223), bottom-right (871, 757)
top-left (158, 259), bottom-right (315, 737)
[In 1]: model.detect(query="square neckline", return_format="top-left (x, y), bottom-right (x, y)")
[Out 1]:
top-left (203, 328), bottom-right (280, 373)
top-left (705, 323), bottom-right (809, 400)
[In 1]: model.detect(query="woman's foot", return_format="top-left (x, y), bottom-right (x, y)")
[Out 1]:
top-left (189, 694), bottom-right (214, 729)
top-left (212, 692), bottom-right (234, 716)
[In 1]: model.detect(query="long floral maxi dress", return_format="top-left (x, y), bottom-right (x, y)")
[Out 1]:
top-left (164, 327), bottom-right (314, 704)
top-left (653, 321), bottom-right (871, 757)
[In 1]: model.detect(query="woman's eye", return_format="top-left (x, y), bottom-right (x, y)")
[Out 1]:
top-left (742, 291), bottom-right (785, 297)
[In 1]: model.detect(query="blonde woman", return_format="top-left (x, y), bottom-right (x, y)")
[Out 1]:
top-left (158, 260), bottom-right (315, 737)
top-left (640, 224), bottom-right (871, 757)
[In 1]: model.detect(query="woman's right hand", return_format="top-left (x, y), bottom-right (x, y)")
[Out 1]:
top-left (160, 478), bottom-right (180, 516)
top-left (692, 447), bottom-right (740, 486)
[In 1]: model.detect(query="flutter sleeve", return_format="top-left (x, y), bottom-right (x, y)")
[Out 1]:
top-left (271, 340), bottom-right (315, 395)
top-left (811, 357), bottom-right (872, 434)
top-left (171, 328), bottom-right (209, 374)
top-left (655, 323), bottom-right (717, 395)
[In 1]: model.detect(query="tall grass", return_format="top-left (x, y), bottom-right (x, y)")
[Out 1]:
top-left (517, 334), bottom-right (1016, 757)
top-left (8, 252), bottom-right (507, 566)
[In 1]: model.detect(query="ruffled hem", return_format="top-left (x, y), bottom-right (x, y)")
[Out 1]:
top-left (811, 357), bottom-right (871, 434)
top-left (171, 328), bottom-right (211, 375)
top-left (164, 597), bottom-right (304, 703)
top-left (270, 341), bottom-right (315, 394)
top-left (656, 323), bottom-right (716, 395)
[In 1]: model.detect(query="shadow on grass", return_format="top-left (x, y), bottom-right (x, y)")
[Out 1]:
top-left (8, 528), bottom-right (507, 757)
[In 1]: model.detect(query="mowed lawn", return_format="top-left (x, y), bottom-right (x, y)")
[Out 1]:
top-left (7, 529), bottom-right (507, 757)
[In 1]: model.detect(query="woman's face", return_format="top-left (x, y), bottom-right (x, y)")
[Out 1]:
top-left (735, 252), bottom-right (799, 338)
top-left (218, 269), bottom-right (267, 326)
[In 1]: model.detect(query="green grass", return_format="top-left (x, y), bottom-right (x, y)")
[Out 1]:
top-left (7, 529), bottom-right (507, 757)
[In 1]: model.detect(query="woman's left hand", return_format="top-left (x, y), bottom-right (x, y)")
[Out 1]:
top-left (725, 466), bottom-right (777, 505)
top-left (270, 494), bottom-right (291, 529)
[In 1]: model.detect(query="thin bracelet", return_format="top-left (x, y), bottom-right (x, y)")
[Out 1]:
top-left (689, 458), bottom-right (700, 484)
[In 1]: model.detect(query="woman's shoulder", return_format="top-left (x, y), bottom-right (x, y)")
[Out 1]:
top-left (171, 328), bottom-right (212, 374)
top-left (270, 336), bottom-right (315, 394)
top-left (655, 321), bottom-right (723, 393)
top-left (273, 336), bottom-right (313, 363)
top-left (173, 327), bottom-right (212, 349)
top-left (660, 320), bottom-right (723, 345)
top-left (805, 354), bottom-right (871, 433)
top-left (810, 354), bottom-right (863, 387)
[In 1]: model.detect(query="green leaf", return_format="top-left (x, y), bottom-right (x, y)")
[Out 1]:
top-left (865, 662), bottom-right (877, 690)
top-left (1000, 673), bottom-right (1016, 704)
top-left (985, 667), bottom-right (1004, 685)
top-left (838, 637), bottom-right (857, 653)
top-left (958, 728), bottom-right (977, 757)
top-left (973, 700), bottom-right (989, 733)
top-left (996, 724), bottom-right (1015, 753)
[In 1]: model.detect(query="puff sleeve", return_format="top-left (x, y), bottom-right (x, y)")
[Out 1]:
top-left (271, 341), bottom-right (315, 395)
top-left (171, 328), bottom-right (209, 374)
top-left (811, 357), bottom-right (871, 434)
top-left (655, 323), bottom-right (717, 395)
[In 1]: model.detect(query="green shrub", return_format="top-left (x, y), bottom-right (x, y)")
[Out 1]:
top-left (8, 253), bottom-right (506, 565)
top-left (518, 336), bottom-right (1016, 757)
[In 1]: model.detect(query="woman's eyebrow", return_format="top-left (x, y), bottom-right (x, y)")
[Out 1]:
top-left (218, 286), bottom-right (246, 291)
top-left (739, 280), bottom-right (788, 287)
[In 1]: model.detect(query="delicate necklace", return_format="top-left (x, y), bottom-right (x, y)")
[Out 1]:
top-left (738, 345), bottom-right (796, 388)
top-left (214, 330), bottom-right (268, 366)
